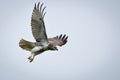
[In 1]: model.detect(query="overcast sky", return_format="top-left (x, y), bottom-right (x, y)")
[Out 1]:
top-left (0, 0), bottom-right (120, 80)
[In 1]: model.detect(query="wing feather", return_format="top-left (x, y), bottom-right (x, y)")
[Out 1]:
top-left (48, 34), bottom-right (68, 47)
top-left (31, 2), bottom-right (48, 44)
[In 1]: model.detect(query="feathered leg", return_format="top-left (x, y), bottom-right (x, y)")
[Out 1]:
top-left (28, 46), bottom-right (42, 62)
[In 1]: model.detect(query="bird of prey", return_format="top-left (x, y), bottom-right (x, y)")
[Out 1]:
top-left (19, 2), bottom-right (68, 62)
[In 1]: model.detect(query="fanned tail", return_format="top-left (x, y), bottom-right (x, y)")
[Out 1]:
top-left (19, 39), bottom-right (36, 51)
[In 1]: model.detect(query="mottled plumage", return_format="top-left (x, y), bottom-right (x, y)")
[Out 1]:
top-left (19, 2), bottom-right (68, 62)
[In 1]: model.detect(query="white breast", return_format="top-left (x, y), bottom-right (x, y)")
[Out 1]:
top-left (31, 46), bottom-right (42, 53)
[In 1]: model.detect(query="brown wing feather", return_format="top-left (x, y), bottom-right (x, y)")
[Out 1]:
top-left (31, 2), bottom-right (48, 44)
top-left (48, 34), bottom-right (68, 47)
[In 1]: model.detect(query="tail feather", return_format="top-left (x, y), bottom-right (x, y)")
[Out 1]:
top-left (19, 39), bottom-right (36, 51)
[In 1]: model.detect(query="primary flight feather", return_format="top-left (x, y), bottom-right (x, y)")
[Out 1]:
top-left (19, 2), bottom-right (68, 62)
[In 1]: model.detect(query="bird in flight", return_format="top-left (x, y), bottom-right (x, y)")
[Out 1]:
top-left (19, 2), bottom-right (68, 62)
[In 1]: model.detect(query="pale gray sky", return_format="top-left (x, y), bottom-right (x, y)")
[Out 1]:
top-left (0, 0), bottom-right (120, 80)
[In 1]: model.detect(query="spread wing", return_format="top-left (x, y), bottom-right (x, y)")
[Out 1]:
top-left (31, 2), bottom-right (48, 44)
top-left (48, 34), bottom-right (68, 47)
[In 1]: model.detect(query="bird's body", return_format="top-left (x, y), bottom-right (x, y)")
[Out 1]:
top-left (19, 2), bottom-right (68, 62)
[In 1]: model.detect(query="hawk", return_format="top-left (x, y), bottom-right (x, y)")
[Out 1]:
top-left (19, 2), bottom-right (68, 62)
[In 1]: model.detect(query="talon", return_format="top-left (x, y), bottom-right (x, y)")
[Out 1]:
top-left (28, 56), bottom-right (34, 62)
top-left (28, 56), bottom-right (32, 60)
top-left (28, 53), bottom-right (35, 62)
top-left (29, 58), bottom-right (33, 62)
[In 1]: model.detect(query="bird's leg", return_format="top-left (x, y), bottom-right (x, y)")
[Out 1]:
top-left (28, 46), bottom-right (42, 62)
top-left (28, 53), bottom-right (35, 62)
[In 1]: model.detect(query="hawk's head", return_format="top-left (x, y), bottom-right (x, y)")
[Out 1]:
top-left (48, 43), bottom-right (58, 51)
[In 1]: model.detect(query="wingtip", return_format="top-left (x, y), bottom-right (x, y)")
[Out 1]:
top-left (57, 34), bottom-right (68, 45)
top-left (40, 3), bottom-right (44, 11)
top-left (59, 34), bottom-right (62, 39)
top-left (34, 3), bottom-right (36, 9)
top-left (37, 2), bottom-right (41, 9)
